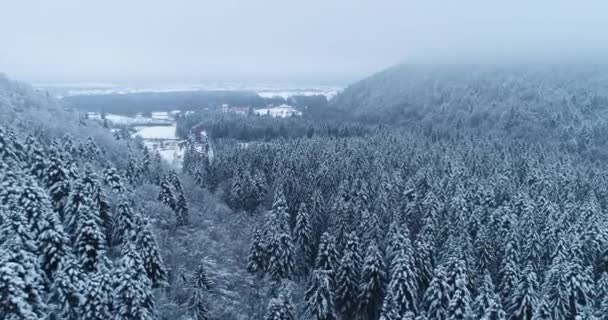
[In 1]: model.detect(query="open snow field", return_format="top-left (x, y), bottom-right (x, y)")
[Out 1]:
top-left (132, 125), bottom-right (177, 140)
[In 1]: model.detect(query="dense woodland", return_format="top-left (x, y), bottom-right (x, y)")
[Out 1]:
top-left (2, 63), bottom-right (608, 320)
top-left (65, 90), bottom-right (329, 116)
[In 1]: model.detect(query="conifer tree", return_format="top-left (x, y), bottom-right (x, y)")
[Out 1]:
top-left (471, 273), bottom-right (502, 320)
top-left (28, 144), bottom-right (47, 181)
top-left (305, 270), bottom-right (336, 320)
top-left (81, 168), bottom-right (112, 240)
top-left (266, 190), bottom-right (295, 280)
top-left (50, 257), bottom-right (86, 320)
top-left (264, 286), bottom-right (295, 320)
top-left (169, 169), bottom-right (183, 194)
top-left (446, 276), bottom-right (472, 320)
top-left (421, 266), bottom-right (451, 320)
top-left (74, 196), bottom-right (107, 273)
top-left (188, 259), bottom-right (214, 320)
top-left (175, 192), bottom-right (190, 226)
top-left (507, 264), bottom-right (538, 320)
top-left (415, 216), bottom-right (436, 294)
top-left (158, 174), bottom-right (176, 210)
top-left (316, 232), bottom-right (339, 273)
top-left (0, 209), bottom-right (47, 320)
top-left (113, 244), bottom-right (155, 320)
top-left (64, 180), bottom-right (90, 236)
top-left (335, 231), bottom-right (361, 320)
top-left (247, 227), bottom-right (267, 275)
top-left (294, 202), bottom-right (314, 267)
top-left (37, 211), bottom-right (70, 280)
top-left (134, 216), bottom-right (168, 288)
top-left (125, 156), bottom-right (142, 186)
top-left (114, 199), bottom-right (136, 247)
top-left (81, 270), bottom-right (114, 320)
top-left (193, 167), bottom-right (205, 187)
top-left (359, 240), bottom-right (386, 320)
top-left (0, 127), bottom-right (18, 164)
top-left (380, 230), bottom-right (419, 318)
top-left (103, 166), bottom-right (125, 194)
top-left (482, 298), bottom-right (507, 320)
top-left (44, 150), bottom-right (71, 216)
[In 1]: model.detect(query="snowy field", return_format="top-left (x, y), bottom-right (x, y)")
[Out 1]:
top-left (132, 125), bottom-right (177, 140)
top-left (87, 112), bottom-right (173, 125)
top-left (42, 82), bottom-right (342, 100)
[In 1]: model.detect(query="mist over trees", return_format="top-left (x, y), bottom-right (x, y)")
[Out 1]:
top-left (3, 61), bottom-right (608, 320)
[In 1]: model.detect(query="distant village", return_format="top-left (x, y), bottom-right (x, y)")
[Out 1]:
top-left (221, 103), bottom-right (302, 117)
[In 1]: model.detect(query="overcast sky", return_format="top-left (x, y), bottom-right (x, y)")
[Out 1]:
top-left (2, 0), bottom-right (608, 85)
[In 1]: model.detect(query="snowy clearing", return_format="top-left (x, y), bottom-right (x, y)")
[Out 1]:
top-left (132, 125), bottom-right (177, 140)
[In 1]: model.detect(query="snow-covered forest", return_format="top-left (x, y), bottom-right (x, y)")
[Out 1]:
top-left (3, 61), bottom-right (608, 320)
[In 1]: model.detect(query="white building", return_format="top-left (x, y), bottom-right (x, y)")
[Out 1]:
top-left (254, 104), bottom-right (302, 118)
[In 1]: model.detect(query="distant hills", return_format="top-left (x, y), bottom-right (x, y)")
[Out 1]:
top-left (330, 63), bottom-right (608, 133)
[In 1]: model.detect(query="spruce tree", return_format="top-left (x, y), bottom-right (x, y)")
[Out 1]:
top-left (113, 244), bottom-right (155, 320)
top-left (64, 180), bottom-right (90, 236)
top-left (335, 232), bottom-right (361, 320)
top-left (134, 216), bottom-right (168, 288)
top-left (316, 232), bottom-right (339, 273)
top-left (114, 199), bottom-right (137, 247)
top-left (305, 270), bottom-right (336, 320)
top-left (175, 192), bottom-right (190, 226)
top-left (158, 175), bottom-right (176, 210)
top-left (27, 144), bottom-right (47, 181)
top-left (74, 196), bottom-right (107, 273)
top-left (471, 273), bottom-right (502, 320)
top-left (44, 150), bottom-right (71, 216)
top-left (81, 168), bottom-right (113, 242)
top-left (381, 230), bottom-right (419, 318)
top-left (103, 166), bottom-right (125, 194)
top-left (264, 286), bottom-right (295, 320)
top-left (421, 266), bottom-right (451, 320)
top-left (50, 257), bottom-right (87, 320)
top-left (188, 259), bottom-right (214, 320)
top-left (294, 202), bottom-right (314, 267)
top-left (0, 209), bottom-right (46, 320)
top-left (359, 240), bottom-right (386, 320)
top-left (446, 276), bottom-right (472, 320)
top-left (81, 270), bottom-right (113, 320)
top-left (507, 263), bottom-right (538, 320)
top-left (247, 227), bottom-right (267, 275)
top-left (266, 190), bottom-right (295, 280)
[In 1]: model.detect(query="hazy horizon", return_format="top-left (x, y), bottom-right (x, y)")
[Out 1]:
top-left (3, 0), bottom-right (608, 84)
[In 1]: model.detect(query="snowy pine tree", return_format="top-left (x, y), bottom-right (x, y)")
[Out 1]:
top-left (73, 196), bottom-right (107, 273)
top-left (335, 231), bottom-right (361, 320)
top-left (264, 286), bottom-right (295, 320)
top-left (247, 227), bottom-right (267, 275)
top-left (507, 263), bottom-right (538, 320)
top-left (316, 232), bottom-right (339, 273)
top-left (294, 202), bottom-right (314, 267)
top-left (0, 208), bottom-right (47, 320)
top-left (421, 266), bottom-right (451, 320)
top-left (113, 244), bottom-right (155, 320)
top-left (265, 190), bottom-right (295, 280)
top-left (134, 216), bottom-right (168, 288)
top-left (446, 276), bottom-right (472, 320)
top-left (103, 166), bottom-right (125, 194)
top-left (44, 150), bottom-right (71, 216)
top-left (158, 175), bottom-right (176, 210)
top-left (305, 270), bottom-right (336, 320)
top-left (80, 270), bottom-right (114, 320)
top-left (359, 240), bottom-right (386, 320)
top-left (175, 192), bottom-right (190, 226)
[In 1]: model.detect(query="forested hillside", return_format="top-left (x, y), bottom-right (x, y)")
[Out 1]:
top-left (330, 64), bottom-right (608, 156)
top-left (4, 60), bottom-right (608, 320)
top-left (0, 75), bottom-right (248, 319)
